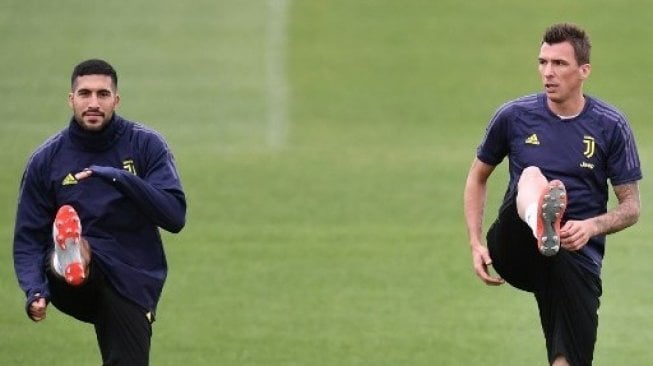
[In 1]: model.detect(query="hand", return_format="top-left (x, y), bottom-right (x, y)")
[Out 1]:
top-left (74, 168), bottom-right (93, 181)
top-left (560, 219), bottom-right (595, 251)
top-left (29, 297), bottom-right (47, 322)
top-left (471, 244), bottom-right (504, 286)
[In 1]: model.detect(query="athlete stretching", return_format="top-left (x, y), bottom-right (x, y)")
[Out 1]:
top-left (464, 23), bottom-right (641, 366)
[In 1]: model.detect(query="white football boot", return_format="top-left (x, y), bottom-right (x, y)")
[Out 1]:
top-left (536, 180), bottom-right (567, 257)
top-left (52, 205), bottom-right (86, 285)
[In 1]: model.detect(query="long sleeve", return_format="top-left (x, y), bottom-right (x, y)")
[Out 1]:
top-left (87, 149), bottom-right (186, 233)
top-left (13, 153), bottom-right (56, 306)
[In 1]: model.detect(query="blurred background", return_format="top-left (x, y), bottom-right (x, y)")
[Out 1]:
top-left (1, 1), bottom-right (652, 364)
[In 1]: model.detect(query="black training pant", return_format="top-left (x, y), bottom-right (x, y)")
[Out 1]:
top-left (486, 192), bottom-right (602, 366)
top-left (47, 262), bottom-right (152, 366)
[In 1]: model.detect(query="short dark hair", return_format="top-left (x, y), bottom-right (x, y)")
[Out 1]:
top-left (542, 23), bottom-right (591, 65)
top-left (71, 59), bottom-right (118, 90)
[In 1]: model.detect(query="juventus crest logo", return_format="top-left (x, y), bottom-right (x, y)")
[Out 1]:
top-left (123, 159), bottom-right (137, 175)
top-left (583, 136), bottom-right (595, 158)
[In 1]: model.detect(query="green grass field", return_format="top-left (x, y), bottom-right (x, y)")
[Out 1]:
top-left (2, 1), bottom-right (653, 364)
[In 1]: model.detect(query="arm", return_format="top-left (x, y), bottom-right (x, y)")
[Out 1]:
top-left (76, 163), bottom-right (186, 233)
top-left (463, 158), bottom-right (504, 285)
top-left (560, 182), bottom-right (640, 251)
top-left (13, 159), bottom-right (55, 320)
top-left (74, 132), bottom-right (186, 233)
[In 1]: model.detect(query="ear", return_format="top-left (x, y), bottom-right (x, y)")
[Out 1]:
top-left (579, 63), bottom-right (591, 80)
top-left (115, 93), bottom-right (121, 108)
top-left (68, 92), bottom-right (74, 109)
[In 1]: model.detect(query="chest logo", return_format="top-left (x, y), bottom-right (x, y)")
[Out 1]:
top-left (583, 136), bottom-right (595, 158)
top-left (123, 159), bottom-right (137, 176)
top-left (62, 173), bottom-right (78, 186)
top-left (525, 134), bottom-right (540, 145)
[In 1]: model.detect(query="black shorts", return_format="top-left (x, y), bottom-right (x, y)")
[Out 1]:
top-left (487, 192), bottom-right (602, 366)
top-left (47, 261), bottom-right (152, 366)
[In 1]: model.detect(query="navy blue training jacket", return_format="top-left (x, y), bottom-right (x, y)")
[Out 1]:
top-left (13, 115), bottom-right (186, 315)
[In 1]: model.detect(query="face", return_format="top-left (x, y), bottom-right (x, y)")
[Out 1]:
top-left (68, 74), bottom-right (120, 131)
top-left (538, 41), bottom-right (590, 104)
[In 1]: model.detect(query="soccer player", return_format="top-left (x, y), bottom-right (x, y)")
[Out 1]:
top-left (463, 23), bottom-right (641, 365)
top-left (13, 59), bottom-right (187, 365)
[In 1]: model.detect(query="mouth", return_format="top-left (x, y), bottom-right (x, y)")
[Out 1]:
top-left (83, 111), bottom-right (105, 123)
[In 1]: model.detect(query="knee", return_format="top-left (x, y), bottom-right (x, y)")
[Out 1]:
top-left (521, 166), bottom-right (543, 180)
top-left (518, 166), bottom-right (546, 186)
top-left (516, 166), bottom-right (549, 203)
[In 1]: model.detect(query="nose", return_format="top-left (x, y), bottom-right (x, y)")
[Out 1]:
top-left (88, 94), bottom-right (100, 108)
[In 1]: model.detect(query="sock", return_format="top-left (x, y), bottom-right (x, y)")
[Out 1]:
top-left (523, 202), bottom-right (538, 237)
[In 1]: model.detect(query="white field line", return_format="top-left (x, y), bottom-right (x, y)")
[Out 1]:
top-left (266, 0), bottom-right (290, 148)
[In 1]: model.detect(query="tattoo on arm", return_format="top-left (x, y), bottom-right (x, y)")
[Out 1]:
top-left (592, 182), bottom-right (640, 235)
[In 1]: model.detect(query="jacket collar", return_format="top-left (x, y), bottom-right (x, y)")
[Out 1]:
top-left (68, 115), bottom-right (125, 152)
